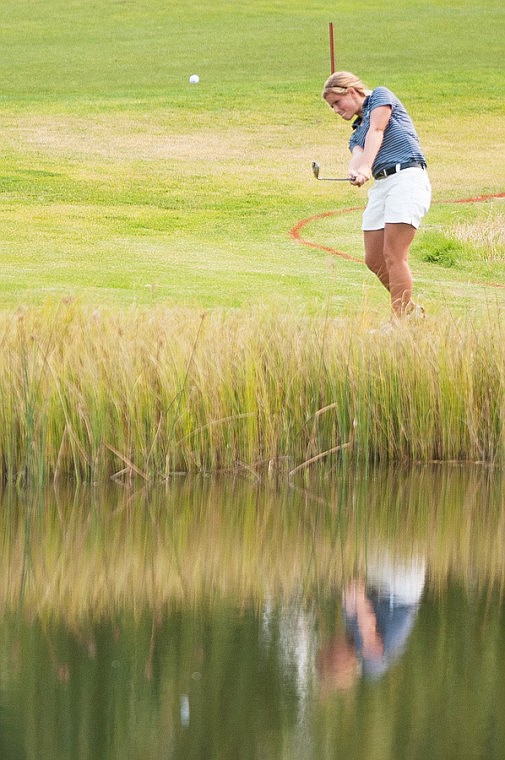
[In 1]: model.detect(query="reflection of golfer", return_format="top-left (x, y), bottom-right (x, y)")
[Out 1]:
top-left (317, 555), bottom-right (425, 691)
top-left (321, 71), bottom-right (431, 319)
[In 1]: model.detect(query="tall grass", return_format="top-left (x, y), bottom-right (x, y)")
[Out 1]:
top-left (451, 213), bottom-right (505, 264)
top-left (0, 301), bottom-right (503, 483)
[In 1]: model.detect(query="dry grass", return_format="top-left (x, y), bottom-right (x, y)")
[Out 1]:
top-left (2, 114), bottom-right (312, 172)
top-left (451, 212), bottom-right (505, 263)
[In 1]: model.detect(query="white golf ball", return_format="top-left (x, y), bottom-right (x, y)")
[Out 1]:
top-left (189, 74), bottom-right (200, 84)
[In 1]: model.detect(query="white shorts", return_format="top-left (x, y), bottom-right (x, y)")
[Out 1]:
top-left (362, 167), bottom-right (432, 231)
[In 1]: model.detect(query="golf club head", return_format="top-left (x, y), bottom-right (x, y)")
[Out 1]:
top-left (311, 161), bottom-right (350, 181)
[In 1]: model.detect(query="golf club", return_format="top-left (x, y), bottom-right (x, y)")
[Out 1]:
top-left (311, 161), bottom-right (350, 182)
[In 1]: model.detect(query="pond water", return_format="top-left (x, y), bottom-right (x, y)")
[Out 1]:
top-left (0, 464), bottom-right (504, 759)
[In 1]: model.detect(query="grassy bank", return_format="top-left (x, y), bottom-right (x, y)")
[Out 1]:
top-left (2, 303), bottom-right (503, 483)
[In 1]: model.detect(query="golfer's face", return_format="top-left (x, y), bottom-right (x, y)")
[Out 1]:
top-left (325, 90), bottom-right (361, 120)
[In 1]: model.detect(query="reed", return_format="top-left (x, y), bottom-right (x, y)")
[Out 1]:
top-left (0, 301), bottom-right (503, 483)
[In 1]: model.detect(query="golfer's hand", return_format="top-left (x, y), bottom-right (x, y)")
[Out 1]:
top-left (349, 167), bottom-right (371, 187)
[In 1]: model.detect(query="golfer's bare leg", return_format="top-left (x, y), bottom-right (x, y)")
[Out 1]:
top-left (364, 229), bottom-right (390, 291)
top-left (383, 223), bottom-right (417, 316)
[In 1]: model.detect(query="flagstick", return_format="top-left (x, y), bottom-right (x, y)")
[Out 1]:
top-left (329, 22), bottom-right (335, 73)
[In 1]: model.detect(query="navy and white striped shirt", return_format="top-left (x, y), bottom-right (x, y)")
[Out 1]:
top-left (349, 87), bottom-right (426, 175)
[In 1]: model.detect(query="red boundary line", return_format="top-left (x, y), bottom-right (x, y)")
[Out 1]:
top-left (289, 193), bottom-right (505, 289)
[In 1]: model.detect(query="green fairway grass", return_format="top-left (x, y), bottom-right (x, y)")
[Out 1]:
top-left (0, 0), bottom-right (503, 315)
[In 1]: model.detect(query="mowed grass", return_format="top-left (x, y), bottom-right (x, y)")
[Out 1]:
top-left (0, 0), bottom-right (503, 314)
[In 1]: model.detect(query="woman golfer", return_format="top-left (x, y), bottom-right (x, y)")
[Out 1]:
top-left (322, 71), bottom-right (431, 318)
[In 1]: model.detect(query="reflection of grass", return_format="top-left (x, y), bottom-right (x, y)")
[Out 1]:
top-left (1, 302), bottom-right (504, 483)
top-left (1, 465), bottom-right (504, 621)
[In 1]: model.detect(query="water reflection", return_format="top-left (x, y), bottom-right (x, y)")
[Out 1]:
top-left (317, 553), bottom-right (426, 694)
top-left (0, 464), bottom-right (503, 759)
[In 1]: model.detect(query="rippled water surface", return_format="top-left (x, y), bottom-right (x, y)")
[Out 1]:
top-left (0, 465), bottom-right (504, 759)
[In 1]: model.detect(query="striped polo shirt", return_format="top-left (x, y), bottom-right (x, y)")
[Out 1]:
top-left (349, 87), bottom-right (426, 175)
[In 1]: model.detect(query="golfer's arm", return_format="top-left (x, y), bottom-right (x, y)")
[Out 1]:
top-left (349, 106), bottom-right (391, 177)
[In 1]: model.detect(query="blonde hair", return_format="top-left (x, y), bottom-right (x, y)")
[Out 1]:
top-left (322, 71), bottom-right (370, 100)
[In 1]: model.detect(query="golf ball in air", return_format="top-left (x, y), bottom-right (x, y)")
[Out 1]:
top-left (189, 74), bottom-right (200, 84)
